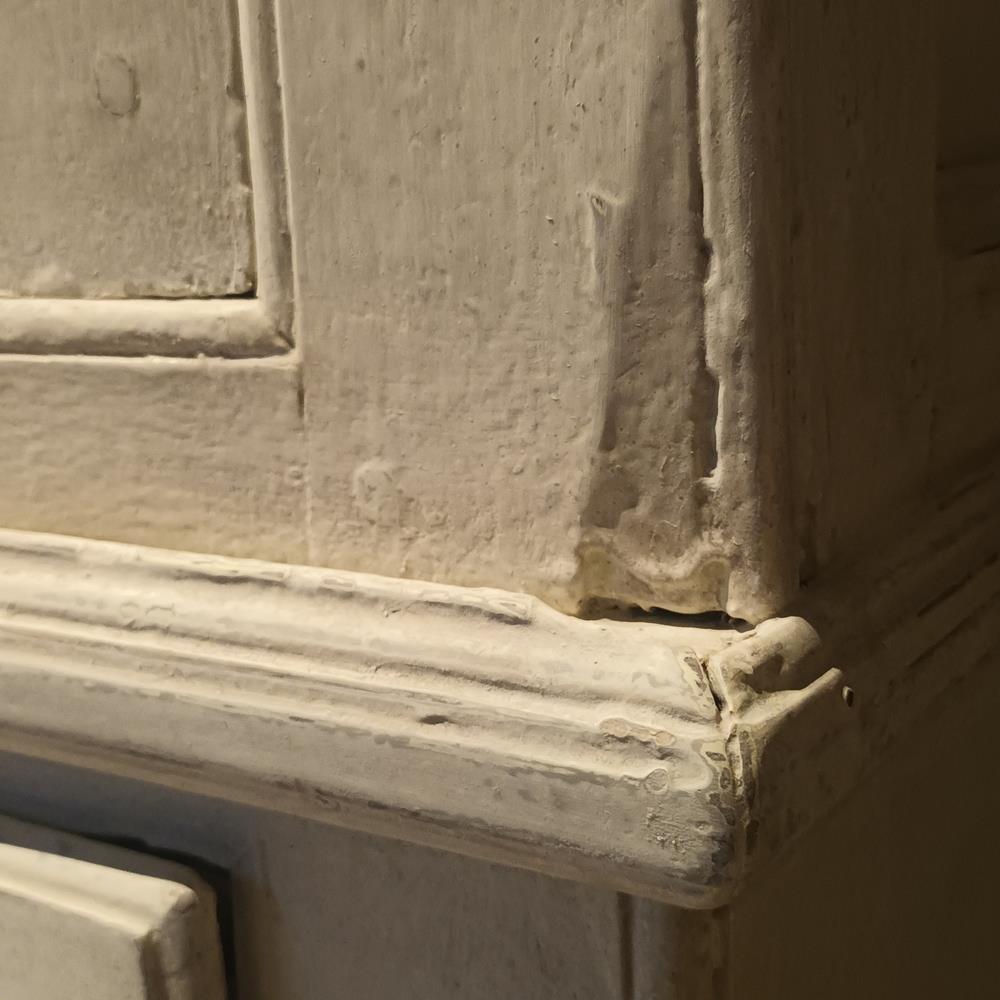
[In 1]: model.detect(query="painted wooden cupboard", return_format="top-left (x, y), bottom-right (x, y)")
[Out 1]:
top-left (0, 1), bottom-right (997, 996)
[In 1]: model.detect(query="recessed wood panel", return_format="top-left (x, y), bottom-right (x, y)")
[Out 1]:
top-left (0, 0), bottom-right (253, 299)
top-left (284, 0), bottom-right (745, 616)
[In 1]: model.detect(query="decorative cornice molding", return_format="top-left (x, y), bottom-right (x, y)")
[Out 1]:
top-left (0, 529), bottom-right (740, 908)
top-left (0, 465), bottom-right (996, 907)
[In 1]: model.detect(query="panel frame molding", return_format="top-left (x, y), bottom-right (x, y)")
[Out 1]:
top-left (0, 0), bottom-right (293, 360)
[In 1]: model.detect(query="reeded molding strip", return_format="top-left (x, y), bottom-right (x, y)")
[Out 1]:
top-left (0, 530), bottom-right (740, 908)
top-left (0, 0), bottom-right (292, 360)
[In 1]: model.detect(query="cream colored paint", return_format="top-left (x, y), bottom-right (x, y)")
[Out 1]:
top-left (0, 3), bottom-right (998, 998)
top-left (0, 766), bottom-right (720, 1000)
top-left (0, 0), bottom-right (787, 622)
top-left (0, 0), bottom-right (252, 299)
top-left (0, 832), bottom-right (225, 1000)
top-left (0, 453), bottom-right (995, 997)
top-left (281, 0), bottom-right (748, 616)
top-left (0, 0), bottom-right (294, 358)
top-left (0, 0), bottom-right (997, 624)
top-left (0, 459), bottom-right (996, 909)
top-left (0, 355), bottom-right (309, 565)
top-left (0, 527), bottom-right (738, 907)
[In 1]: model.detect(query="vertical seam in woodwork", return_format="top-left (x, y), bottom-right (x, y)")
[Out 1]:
top-left (617, 891), bottom-right (635, 1000)
top-left (684, 0), bottom-right (722, 485)
top-left (225, 0), bottom-right (256, 295)
top-left (294, 358), bottom-right (319, 565)
top-left (699, 0), bottom-right (801, 621)
top-left (571, 0), bottom-right (732, 617)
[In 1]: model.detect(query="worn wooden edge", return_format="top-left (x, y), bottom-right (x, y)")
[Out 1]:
top-left (0, 530), bottom-right (741, 909)
top-left (707, 460), bottom-right (1000, 882)
top-left (0, 0), bottom-right (292, 360)
top-left (697, 0), bottom-right (801, 623)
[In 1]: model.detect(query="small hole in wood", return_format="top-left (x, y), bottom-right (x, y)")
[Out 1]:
top-left (419, 714), bottom-right (450, 726)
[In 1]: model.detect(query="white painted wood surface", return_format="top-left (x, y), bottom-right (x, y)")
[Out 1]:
top-left (707, 462), bottom-right (1000, 879)
top-left (0, 768), bottom-right (724, 1000)
top-left (0, 0), bottom-right (293, 358)
top-left (0, 459), bottom-right (995, 909)
top-left (0, 824), bottom-right (226, 1000)
top-left (0, 0), bottom-right (252, 300)
top-left (0, 355), bottom-right (308, 564)
top-left (0, 0), bottom-right (996, 629)
top-left (282, 0), bottom-right (789, 623)
top-left (0, 527), bottom-right (739, 907)
top-left (3, 0), bottom-right (789, 620)
top-left (0, 4), bottom-right (997, 994)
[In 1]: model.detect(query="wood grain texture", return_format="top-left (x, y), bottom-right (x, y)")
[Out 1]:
top-left (929, 0), bottom-right (1000, 478)
top-left (936, 0), bottom-right (1000, 169)
top-left (0, 355), bottom-right (309, 563)
top-left (0, 828), bottom-right (225, 1000)
top-left (0, 0), bottom-right (252, 299)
